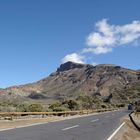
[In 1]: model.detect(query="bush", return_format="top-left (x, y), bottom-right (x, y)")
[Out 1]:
top-left (67, 100), bottom-right (79, 110)
top-left (101, 104), bottom-right (107, 108)
top-left (49, 100), bottom-right (79, 111)
top-left (116, 103), bottom-right (125, 108)
top-left (16, 104), bottom-right (29, 112)
top-left (49, 102), bottom-right (62, 111)
top-left (77, 95), bottom-right (95, 109)
top-left (16, 103), bottom-right (44, 112)
top-left (27, 104), bottom-right (44, 112)
top-left (52, 106), bottom-right (68, 112)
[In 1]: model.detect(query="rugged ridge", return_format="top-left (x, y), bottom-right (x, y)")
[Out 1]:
top-left (57, 61), bottom-right (85, 72)
top-left (0, 61), bottom-right (140, 103)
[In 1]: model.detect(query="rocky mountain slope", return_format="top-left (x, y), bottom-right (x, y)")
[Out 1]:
top-left (0, 61), bottom-right (140, 103)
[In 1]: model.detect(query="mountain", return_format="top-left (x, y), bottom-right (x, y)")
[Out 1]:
top-left (0, 61), bottom-right (140, 104)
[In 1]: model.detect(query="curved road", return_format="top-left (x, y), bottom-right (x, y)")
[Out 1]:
top-left (0, 110), bottom-right (128, 140)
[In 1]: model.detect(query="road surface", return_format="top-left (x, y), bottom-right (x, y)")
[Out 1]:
top-left (0, 110), bottom-right (128, 140)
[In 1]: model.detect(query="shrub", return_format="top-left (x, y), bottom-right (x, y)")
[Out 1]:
top-left (49, 102), bottom-right (62, 111)
top-left (16, 104), bottom-right (29, 112)
top-left (116, 103), bottom-right (125, 108)
top-left (27, 104), bottom-right (44, 112)
top-left (101, 104), bottom-right (107, 108)
top-left (67, 100), bottom-right (79, 110)
top-left (78, 95), bottom-right (95, 109)
top-left (52, 106), bottom-right (68, 112)
top-left (16, 103), bottom-right (44, 112)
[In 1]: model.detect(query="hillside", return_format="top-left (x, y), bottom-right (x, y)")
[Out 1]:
top-left (0, 61), bottom-right (140, 104)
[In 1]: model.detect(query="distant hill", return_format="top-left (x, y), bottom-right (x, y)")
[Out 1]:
top-left (0, 61), bottom-right (140, 104)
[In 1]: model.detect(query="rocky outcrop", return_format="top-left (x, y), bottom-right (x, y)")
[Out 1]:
top-left (57, 61), bottom-right (85, 72)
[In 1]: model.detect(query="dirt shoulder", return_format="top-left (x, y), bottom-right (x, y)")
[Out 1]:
top-left (0, 116), bottom-right (64, 130)
top-left (122, 113), bottom-right (140, 140)
top-left (114, 113), bottom-right (140, 140)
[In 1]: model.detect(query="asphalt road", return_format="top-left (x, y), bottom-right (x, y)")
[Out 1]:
top-left (0, 110), bottom-right (128, 140)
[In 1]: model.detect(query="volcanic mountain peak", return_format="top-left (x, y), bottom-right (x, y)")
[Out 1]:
top-left (0, 62), bottom-right (140, 104)
top-left (56, 61), bottom-right (121, 72)
top-left (57, 61), bottom-right (86, 72)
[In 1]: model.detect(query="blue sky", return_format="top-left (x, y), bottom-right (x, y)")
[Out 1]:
top-left (0, 0), bottom-right (140, 88)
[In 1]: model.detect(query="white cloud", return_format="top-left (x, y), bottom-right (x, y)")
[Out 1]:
top-left (62, 53), bottom-right (85, 64)
top-left (85, 19), bottom-right (140, 54)
top-left (62, 19), bottom-right (140, 65)
top-left (82, 46), bottom-right (112, 54)
top-left (87, 32), bottom-right (115, 47)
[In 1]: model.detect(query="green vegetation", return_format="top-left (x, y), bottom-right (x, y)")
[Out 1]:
top-left (16, 103), bottom-right (44, 112)
top-left (77, 95), bottom-right (94, 109)
top-left (28, 104), bottom-right (44, 112)
top-left (49, 100), bottom-right (79, 111)
top-left (16, 104), bottom-right (29, 112)
top-left (0, 93), bottom-right (128, 112)
top-left (0, 100), bottom-right (45, 112)
top-left (0, 100), bottom-right (21, 112)
top-left (62, 100), bottom-right (79, 110)
top-left (116, 103), bottom-right (126, 108)
top-left (49, 102), bottom-right (66, 111)
top-left (101, 104), bottom-right (108, 108)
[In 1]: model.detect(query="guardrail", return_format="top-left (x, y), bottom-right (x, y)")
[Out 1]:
top-left (0, 108), bottom-right (119, 121)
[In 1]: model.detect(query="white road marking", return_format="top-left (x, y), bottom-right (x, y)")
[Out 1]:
top-left (62, 125), bottom-right (79, 131)
top-left (91, 119), bottom-right (99, 122)
top-left (106, 122), bottom-right (125, 140)
top-left (0, 128), bottom-right (15, 132)
top-left (0, 122), bottom-right (48, 132)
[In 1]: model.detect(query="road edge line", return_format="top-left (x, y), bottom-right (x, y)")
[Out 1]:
top-left (0, 122), bottom-right (49, 132)
top-left (106, 122), bottom-right (125, 140)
